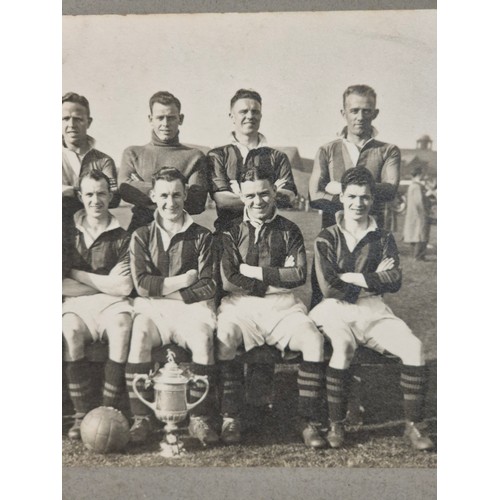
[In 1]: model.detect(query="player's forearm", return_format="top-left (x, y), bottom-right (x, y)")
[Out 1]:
top-left (71, 270), bottom-right (133, 296)
top-left (184, 185), bottom-right (208, 214)
top-left (374, 182), bottom-right (398, 202)
top-left (261, 266), bottom-right (306, 288)
top-left (161, 274), bottom-right (191, 296)
top-left (62, 278), bottom-right (100, 297)
top-left (213, 191), bottom-right (245, 211)
top-left (276, 189), bottom-right (296, 207)
top-left (339, 272), bottom-right (368, 288)
top-left (364, 268), bottom-right (402, 293)
top-left (119, 182), bottom-right (153, 206)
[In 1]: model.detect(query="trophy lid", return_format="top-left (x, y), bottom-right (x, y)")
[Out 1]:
top-left (152, 350), bottom-right (188, 384)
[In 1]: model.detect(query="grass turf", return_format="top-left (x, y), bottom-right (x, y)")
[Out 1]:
top-left (63, 209), bottom-right (437, 468)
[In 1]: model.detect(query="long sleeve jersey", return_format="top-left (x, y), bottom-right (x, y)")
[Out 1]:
top-left (221, 214), bottom-right (307, 297)
top-left (129, 217), bottom-right (216, 304)
top-left (309, 137), bottom-right (400, 226)
top-left (118, 133), bottom-right (209, 229)
top-left (311, 221), bottom-right (402, 307)
top-left (207, 145), bottom-right (298, 231)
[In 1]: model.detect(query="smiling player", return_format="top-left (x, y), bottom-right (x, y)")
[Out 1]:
top-left (62, 170), bottom-right (133, 440)
top-left (215, 164), bottom-right (327, 449)
top-left (125, 167), bottom-right (218, 446)
top-left (309, 167), bottom-right (433, 451)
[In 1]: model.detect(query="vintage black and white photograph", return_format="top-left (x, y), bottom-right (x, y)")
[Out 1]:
top-left (61, 1), bottom-right (437, 497)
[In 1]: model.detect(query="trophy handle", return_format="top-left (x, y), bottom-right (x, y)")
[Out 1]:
top-left (132, 374), bottom-right (156, 412)
top-left (186, 375), bottom-right (209, 411)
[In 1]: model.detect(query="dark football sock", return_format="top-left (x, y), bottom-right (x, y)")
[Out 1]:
top-left (189, 363), bottom-right (218, 418)
top-left (401, 364), bottom-right (428, 423)
top-left (102, 359), bottom-right (126, 409)
top-left (297, 361), bottom-right (325, 422)
top-left (219, 360), bottom-right (245, 418)
top-left (326, 366), bottom-right (351, 423)
top-left (125, 362), bottom-right (153, 417)
top-left (65, 358), bottom-right (92, 415)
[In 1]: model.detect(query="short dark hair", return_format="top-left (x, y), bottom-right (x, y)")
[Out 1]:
top-left (240, 164), bottom-right (274, 185)
top-left (152, 167), bottom-right (187, 187)
top-left (341, 167), bottom-right (376, 194)
top-left (342, 85), bottom-right (377, 108)
top-left (62, 92), bottom-right (91, 117)
top-left (230, 89), bottom-right (262, 109)
top-left (149, 91), bottom-right (182, 113)
top-left (78, 169), bottom-right (111, 191)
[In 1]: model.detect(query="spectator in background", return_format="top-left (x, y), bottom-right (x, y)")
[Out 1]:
top-left (403, 166), bottom-right (431, 261)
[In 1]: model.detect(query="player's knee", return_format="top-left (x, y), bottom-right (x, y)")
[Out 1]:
top-left (62, 313), bottom-right (87, 348)
top-left (292, 327), bottom-right (324, 360)
top-left (108, 313), bottom-right (132, 343)
top-left (186, 327), bottom-right (214, 359)
top-left (332, 337), bottom-right (357, 360)
top-left (130, 315), bottom-right (154, 350)
top-left (400, 335), bottom-right (424, 366)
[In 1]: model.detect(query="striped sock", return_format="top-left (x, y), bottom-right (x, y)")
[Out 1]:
top-left (297, 361), bottom-right (325, 421)
top-left (219, 360), bottom-right (244, 417)
top-left (125, 362), bottom-right (153, 417)
top-left (401, 364), bottom-right (428, 423)
top-left (102, 360), bottom-right (126, 409)
top-left (189, 363), bottom-right (218, 417)
top-left (65, 358), bottom-right (92, 415)
top-left (326, 367), bottom-right (350, 422)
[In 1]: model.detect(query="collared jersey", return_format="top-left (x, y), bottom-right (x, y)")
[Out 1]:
top-left (129, 214), bottom-right (215, 304)
top-left (221, 214), bottom-right (307, 297)
top-left (68, 209), bottom-right (130, 276)
top-left (207, 144), bottom-right (298, 231)
top-left (311, 213), bottom-right (402, 307)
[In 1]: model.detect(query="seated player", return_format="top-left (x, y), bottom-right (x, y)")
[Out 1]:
top-left (125, 167), bottom-right (218, 446)
top-left (216, 164), bottom-right (328, 449)
top-left (62, 170), bottom-right (133, 440)
top-left (309, 167), bottom-right (433, 451)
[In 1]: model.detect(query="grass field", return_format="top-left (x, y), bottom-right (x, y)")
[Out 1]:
top-left (63, 208), bottom-right (437, 468)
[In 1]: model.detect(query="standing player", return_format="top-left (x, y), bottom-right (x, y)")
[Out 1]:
top-left (216, 164), bottom-right (328, 449)
top-left (309, 84), bottom-right (400, 229)
top-left (125, 167), bottom-right (218, 446)
top-left (207, 89), bottom-right (298, 411)
top-left (62, 92), bottom-right (120, 275)
top-left (62, 170), bottom-right (133, 440)
top-left (309, 167), bottom-right (433, 451)
top-left (118, 91), bottom-right (208, 233)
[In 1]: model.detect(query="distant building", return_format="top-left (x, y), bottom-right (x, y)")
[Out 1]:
top-left (400, 135), bottom-right (437, 180)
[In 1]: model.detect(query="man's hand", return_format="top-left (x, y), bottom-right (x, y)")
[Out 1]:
top-left (325, 181), bottom-right (342, 195)
top-left (274, 178), bottom-right (287, 190)
top-left (284, 255), bottom-right (295, 268)
top-left (239, 263), bottom-right (263, 280)
top-left (184, 269), bottom-right (199, 287)
top-left (229, 180), bottom-right (241, 194)
top-left (109, 261), bottom-right (131, 276)
top-left (375, 258), bottom-right (395, 273)
top-left (339, 272), bottom-right (368, 288)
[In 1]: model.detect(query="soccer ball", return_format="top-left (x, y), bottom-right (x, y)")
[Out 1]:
top-left (80, 406), bottom-right (130, 454)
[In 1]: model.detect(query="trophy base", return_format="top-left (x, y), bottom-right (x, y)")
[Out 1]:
top-left (158, 423), bottom-right (186, 458)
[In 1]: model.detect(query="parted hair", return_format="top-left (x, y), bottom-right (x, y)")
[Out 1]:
top-left (62, 92), bottom-right (91, 117)
top-left (149, 91), bottom-right (182, 113)
top-left (152, 166), bottom-right (188, 187)
top-left (342, 85), bottom-right (377, 107)
top-left (78, 169), bottom-right (111, 191)
top-left (341, 167), bottom-right (376, 194)
top-left (230, 89), bottom-right (262, 109)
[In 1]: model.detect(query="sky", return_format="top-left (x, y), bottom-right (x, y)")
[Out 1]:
top-left (62, 10), bottom-right (436, 162)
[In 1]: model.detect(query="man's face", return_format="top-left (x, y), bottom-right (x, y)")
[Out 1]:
top-left (341, 94), bottom-right (379, 138)
top-left (230, 98), bottom-right (262, 137)
top-left (79, 177), bottom-right (112, 219)
top-left (339, 183), bottom-right (374, 222)
top-left (150, 178), bottom-right (187, 223)
top-left (149, 103), bottom-right (184, 142)
top-left (240, 178), bottom-right (276, 221)
top-left (62, 101), bottom-right (92, 147)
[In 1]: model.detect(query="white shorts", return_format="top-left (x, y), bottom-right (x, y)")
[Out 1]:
top-left (217, 292), bottom-right (315, 353)
top-left (133, 297), bottom-right (216, 348)
top-left (309, 295), bottom-right (412, 354)
top-left (62, 294), bottom-right (133, 342)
